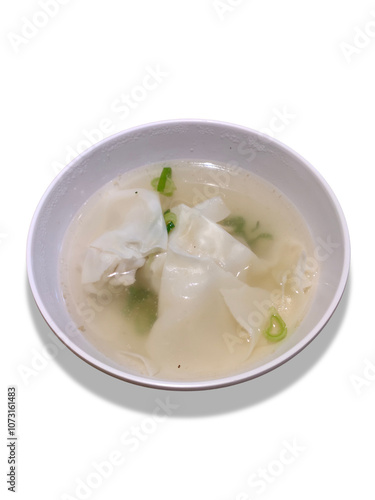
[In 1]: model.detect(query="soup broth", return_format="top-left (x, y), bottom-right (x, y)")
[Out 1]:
top-left (60, 160), bottom-right (319, 381)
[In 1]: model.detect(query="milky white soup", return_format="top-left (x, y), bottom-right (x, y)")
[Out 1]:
top-left (60, 161), bottom-right (319, 381)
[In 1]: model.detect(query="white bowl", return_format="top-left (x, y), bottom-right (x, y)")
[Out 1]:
top-left (27, 119), bottom-right (350, 390)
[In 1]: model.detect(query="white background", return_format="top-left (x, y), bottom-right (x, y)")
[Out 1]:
top-left (1, 0), bottom-right (373, 498)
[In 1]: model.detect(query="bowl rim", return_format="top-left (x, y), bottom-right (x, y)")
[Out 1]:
top-left (26, 118), bottom-right (351, 391)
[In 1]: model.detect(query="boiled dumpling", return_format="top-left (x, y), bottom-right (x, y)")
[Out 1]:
top-left (146, 249), bottom-right (272, 377)
top-left (146, 201), bottom-right (271, 378)
top-left (81, 189), bottom-right (168, 286)
top-left (146, 250), bottom-right (257, 377)
top-left (168, 203), bottom-right (260, 278)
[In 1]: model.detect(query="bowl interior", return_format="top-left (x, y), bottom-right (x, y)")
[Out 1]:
top-left (27, 120), bottom-right (350, 390)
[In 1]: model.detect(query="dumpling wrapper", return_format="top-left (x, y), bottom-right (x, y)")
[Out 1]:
top-left (220, 285), bottom-right (271, 347)
top-left (193, 196), bottom-right (231, 223)
top-left (146, 248), bottom-right (271, 378)
top-left (145, 201), bottom-right (272, 377)
top-left (168, 203), bottom-right (259, 278)
top-left (81, 189), bottom-right (168, 285)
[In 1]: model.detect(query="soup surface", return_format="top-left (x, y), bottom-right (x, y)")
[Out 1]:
top-left (60, 160), bottom-right (319, 381)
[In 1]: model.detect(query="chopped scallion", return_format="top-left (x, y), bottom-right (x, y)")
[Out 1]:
top-left (221, 215), bottom-right (246, 234)
top-left (157, 166), bottom-right (171, 192)
top-left (151, 167), bottom-right (176, 197)
top-left (151, 178), bottom-right (159, 190)
top-left (163, 209), bottom-right (177, 233)
top-left (263, 307), bottom-right (287, 342)
top-left (220, 216), bottom-right (272, 249)
top-left (247, 232), bottom-right (273, 245)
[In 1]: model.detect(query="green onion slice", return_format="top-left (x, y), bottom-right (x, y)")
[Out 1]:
top-left (157, 167), bottom-right (171, 192)
top-left (263, 307), bottom-right (287, 342)
top-left (151, 167), bottom-right (176, 197)
top-left (163, 209), bottom-right (177, 233)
